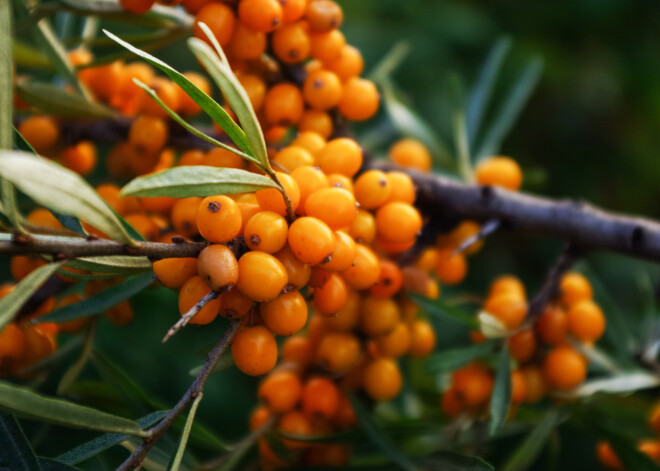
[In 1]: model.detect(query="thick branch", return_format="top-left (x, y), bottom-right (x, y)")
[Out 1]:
top-left (116, 319), bottom-right (241, 471)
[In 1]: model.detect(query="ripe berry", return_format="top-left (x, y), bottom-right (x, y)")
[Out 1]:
top-left (237, 74), bottom-right (266, 110)
top-left (408, 320), bottom-right (437, 358)
top-left (120, 0), bottom-right (156, 15)
top-left (363, 358), bottom-right (402, 402)
top-left (348, 209), bottom-right (376, 244)
top-left (303, 70), bottom-right (342, 111)
top-left (304, 187), bottom-right (357, 230)
top-left (508, 329), bottom-right (536, 363)
top-left (313, 272), bottom-right (348, 315)
top-left (264, 83), bottom-right (304, 126)
top-left (61, 141), bottom-right (97, 176)
top-left (260, 291), bottom-right (308, 336)
top-left (290, 165), bottom-right (329, 214)
top-left (153, 257), bottom-right (198, 289)
top-left (196, 195), bottom-right (242, 243)
top-left (301, 377), bottom-right (340, 420)
top-left (250, 405), bottom-right (272, 431)
top-left (521, 366), bottom-right (546, 404)
top-left (360, 296), bottom-right (400, 337)
top-left (197, 245), bottom-right (239, 291)
top-left (389, 139), bottom-right (432, 172)
top-left (227, 23), bottom-right (267, 60)
top-left (273, 22), bottom-right (311, 64)
top-left (374, 322), bottom-right (411, 358)
top-left (566, 300), bottom-right (606, 343)
top-left (321, 231), bottom-right (356, 272)
top-left (316, 332), bottom-right (360, 373)
top-left (341, 244), bottom-right (380, 290)
top-left (369, 259), bottom-right (403, 298)
top-left (536, 304), bottom-right (568, 345)
top-left (206, 147), bottom-right (245, 169)
top-left (452, 364), bottom-right (493, 406)
top-left (322, 288), bottom-right (360, 332)
top-left (326, 45), bottom-right (363, 81)
top-left (178, 276), bottom-right (221, 325)
top-left (258, 370), bottom-right (302, 413)
top-left (128, 115), bottom-right (168, 155)
top-left (18, 116), bottom-right (59, 154)
top-left (219, 286), bottom-right (253, 319)
top-left (299, 109), bottom-right (333, 138)
top-left (287, 217), bottom-right (335, 265)
top-left (559, 272), bottom-right (593, 306)
top-left (543, 346), bottom-right (587, 391)
top-left (237, 251), bottom-right (288, 302)
top-left (256, 172), bottom-right (301, 216)
top-left (489, 275), bottom-right (526, 299)
top-left (291, 132), bottom-right (326, 155)
top-left (309, 29), bottom-right (345, 62)
top-left (317, 138), bottom-right (362, 177)
top-left (238, 0), bottom-right (283, 33)
top-left (484, 291), bottom-right (527, 330)
top-left (244, 211), bottom-right (288, 253)
top-left (0, 324), bottom-right (26, 371)
top-left (178, 72), bottom-right (212, 116)
top-left (338, 77), bottom-right (379, 121)
top-left (511, 370), bottom-right (528, 404)
top-left (277, 410), bottom-right (313, 449)
top-left (475, 156), bottom-right (523, 191)
top-left (232, 325), bottom-right (278, 376)
top-left (274, 245), bottom-right (311, 289)
top-left (282, 335), bottom-right (314, 369)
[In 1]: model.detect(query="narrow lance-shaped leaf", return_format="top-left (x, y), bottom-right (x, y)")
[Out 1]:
top-left (35, 273), bottom-right (154, 325)
top-left (426, 341), bottom-right (497, 374)
top-left (409, 293), bottom-right (478, 329)
top-left (120, 165), bottom-right (279, 198)
top-left (57, 320), bottom-right (98, 395)
top-left (0, 0), bottom-right (11, 149)
top-left (15, 81), bottom-right (116, 119)
top-left (0, 261), bottom-right (63, 331)
top-left (37, 458), bottom-right (81, 471)
top-left (103, 30), bottom-right (253, 158)
top-left (420, 451), bottom-right (494, 471)
top-left (501, 410), bottom-right (560, 471)
top-left (0, 381), bottom-right (151, 437)
top-left (188, 35), bottom-right (270, 171)
top-left (168, 393), bottom-right (203, 471)
top-left (0, 152), bottom-right (135, 244)
top-left (368, 41), bottom-right (411, 84)
top-left (0, 414), bottom-right (42, 471)
top-left (65, 255), bottom-right (152, 275)
top-left (489, 344), bottom-right (512, 435)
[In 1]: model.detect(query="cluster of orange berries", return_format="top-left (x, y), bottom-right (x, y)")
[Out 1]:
top-left (441, 272), bottom-right (606, 420)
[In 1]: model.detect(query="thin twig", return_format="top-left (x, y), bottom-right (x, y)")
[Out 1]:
top-left (116, 319), bottom-right (241, 471)
top-left (451, 219), bottom-right (501, 257)
top-left (269, 171), bottom-right (296, 222)
top-left (162, 290), bottom-right (221, 343)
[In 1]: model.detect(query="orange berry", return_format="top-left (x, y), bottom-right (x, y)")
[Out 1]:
top-left (510, 369), bottom-right (528, 404)
top-left (327, 173), bottom-right (353, 193)
top-left (10, 256), bottom-right (46, 281)
top-left (120, 0), bottom-right (156, 14)
top-left (453, 364), bottom-right (493, 406)
top-left (26, 208), bottom-right (62, 231)
top-left (194, 2), bottom-right (236, 46)
top-left (273, 146), bottom-right (315, 172)
top-left (521, 366), bottom-right (546, 404)
top-left (291, 131), bottom-right (326, 155)
top-left (239, 0), bottom-right (283, 32)
top-left (178, 276), bottom-right (221, 325)
top-left (0, 324), bottom-right (26, 371)
top-left (197, 244), bottom-right (239, 291)
top-left (303, 70), bottom-right (342, 111)
top-left (196, 195), bottom-right (242, 243)
top-left (408, 320), bottom-right (436, 358)
top-left (338, 77), bottom-right (379, 121)
top-left (232, 325), bottom-right (278, 376)
top-left (277, 410), bottom-right (313, 449)
top-left (154, 257), bottom-right (198, 289)
top-left (18, 116), bottom-right (59, 154)
top-left (316, 332), bottom-right (361, 373)
top-left (219, 286), bottom-right (253, 319)
top-left (305, 0), bottom-right (342, 32)
top-left (124, 213), bottom-right (159, 241)
top-left (475, 156), bottom-right (523, 191)
top-left (237, 74), bottom-right (266, 110)
top-left (317, 138), bottom-right (362, 177)
top-left (384, 169), bottom-right (418, 204)
top-left (309, 29), bottom-right (345, 62)
top-left (178, 72), bottom-right (211, 116)
top-left (227, 23), bottom-right (266, 61)
top-left (244, 211), bottom-right (288, 253)
top-left (273, 22), bottom-right (310, 64)
top-left (258, 370), bottom-right (302, 413)
top-left (140, 77), bottom-right (181, 117)
top-left (369, 260), bottom-right (403, 298)
top-left (256, 172), bottom-right (300, 216)
top-left (596, 442), bottom-right (624, 470)
top-left (298, 109), bottom-right (333, 138)
top-left (237, 251), bottom-right (288, 302)
top-left (348, 209), bottom-right (376, 244)
top-left (326, 45), bottom-right (363, 81)
top-left (305, 188), bottom-right (357, 230)
top-left (171, 197), bottom-right (202, 238)
top-left (61, 141), bottom-right (96, 176)
top-left (441, 387), bottom-right (465, 418)
top-left (313, 273), bottom-right (348, 315)
top-left (260, 291), bottom-right (307, 336)
top-left (536, 304), bottom-right (568, 345)
top-left (566, 300), bottom-right (606, 343)
top-left (363, 358), bottom-right (402, 402)
top-left (322, 288), bottom-right (359, 332)
top-left (376, 202), bottom-right (422, 243)
top-left (389, 139), bottom-right (432, 172)
top-left (287, 217), bottom-right (335, 265)
top-left (140, 195), bottom-right (176, 213)
top-left (250, 405), bottom-right (272, 431)
top-left (508, 329), bottom-right (536, 363)
top-left (264, 83), bottom-right (304, 126)
top-left (559, 272), bottom-right (593, 306)
top-left (321, 231), bottom-right (355, 272)
top-left (341, 244), bottom-right (379, 290)
top-left (650, 402), bottom-right (660, 435)
top-left (282, 335), bottom-right (314, 369)
top-left (374, 322), bottom-right (411, 358)
top-left (301, 377), bottom-right (339, 420)
top-left (128, 115), bottom-right (168, 155)
top-left (274, 245), bottom-right (311, 289)
top-left (360, 296), bottom-right (400, 337)
top-left (353, 170), bottom-right (391, 210)
top-left (489, 275), bottom-right (526, 299)
top-left (290, 165), bottom-right (329, 214)
top-left (484, 291), bottom-right (527, 330)
top-left (543, 346), bottom-right (587, 391)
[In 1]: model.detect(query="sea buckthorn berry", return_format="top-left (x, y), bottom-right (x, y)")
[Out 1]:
top-left (313, 273), bottom-right (348, 315)
top-left (171, 197), bottom-right (203, 238)
top-left (178, 276), bottom-right (221, 325)
top-left (227, 23), bottom-right (266, 61)
top-left (596, 442), bottom-right (624, 470)
top-left (375, 322), bottom-right (411, 358)
top-left (260, 291), bottom-right (307, 336)
top-left (321, 231), bottom-right (355, 272)
top-left (21, 324), bottom-right (57, 366)
top-left (264, 83), bottom-right (304, 126)
top-left (302, 377), bottom-right (340, 420)
top-left (61, 141), bottom-right (96, 176)
top-left (327, 173), bottom-right (353, 193)
top-left (282, 335), bottom-right (313, 369)
top-left (244, 211), bottom-right (288, 253)
top-left (11, 256), bottom-right (46, 281)
top-left (280, 0), bottom-right (306, 21)
top-left (376, 237), bottom-right (415, 255)
top-left (196, 195), bottom-right (242, 243)
top-left (650, 402), bottom-right (660, 435)
top-left (298, 109), bottom-right (333, 138)
top-left (305, 0), bottom-right (342, 32)
top-left (536, 304), bottom-right (568, 345)
top-left (237, 251), bottom-right (288, 302)
top-left (154, 257), bottom-right (198, 289)
top-left (232, 325), bottom-right (278, 376)
top-left (183, 0), bottom-right (213, 13)
top-left (277, 411), bottom-right (313, 449)
top-left (273, 146), bottom-right (315, 172)
top-left (26, 209), bottom-right (62, 230)
top-left (559, 272), bottom-right (593, 306)
top-left (287, 217), bottom-right (335, 265)
top-left (441, 387), bottom-right (465, 418)
top-left (389, 138), bottom-right (432, 172)
top-left (508, 329), bottom-right (536, 363)
top-left (353, 170), bottom-right (391, 210)
top-left (273, 22), bottom-right (310, 64)
top-left (194, 2), bottom-right (236, 46)
top-left (291, 132), bottom-right (326, 155)
top-left (322, 288), bottom-right (359, 332)
top-left (326, 45), bottom-right (363, 81)
top-left (178, 149), bottom-right (205, 166)
top-left (489, 275), bottom-right (526, 299)
top-left (316, 332), bottom-right (360, 373)
top-left (258, 370), bottom-right (302, 413)
top-left (341, 244), bottom-right (380, 290)
top-left (521, 366), bottom-right (546, 404)
top-left (338, 77), bottom-right (380, 121)
top-left (140, 77), bottom-right (181, 117)
top-left (197, 245), bottom-right (239, 291)
top-left (376, 202), bottom-right (422, 243)
top-left (236, 196), bottom-right (261, 236)
top-left (385, 171), bottom-right (416, 204)
top-left (408, 320), bottom-right (437, 358)
top-left (290, 166), bottom-right (329, 215)
top-left (364, 358), bottom-right (402, 402)
top-left (309, 29), bottom-right (345, 62)
top-left (178, 72), bottom-right (211, 116)
top-left (239, 0), bottom-right (283, 32)
top-left (106, 301), bottom-right (134, 326)
top-left (511, 370), bottom-right (528, 404)
top-left (18, 116), bottom-right (59, 154)
top-left (370, 260), bottom-right (403, 298)
top-left (303, 70), bottom-right (342, 111)
top-left (415, 248), bottom-right (438, 272)
top-left (305, 187), bottom-right (357, 230)
top-left (453, 364), bottom-right (494, 406)
top-left (360, 296), bottom-right (400, 337)
top-left (433, 248), bottom-right (468, 285)
top-left (274, 245), bottom-right (311, 289)
top-left (475, 156), bottom-right (523, 191)
top-left (0, 324), bottom-right (26, 371)
top-left (543, 346), bottom-right (587, 391)
top-left (567, 299), bottom-right (606, 343)
top-left (317, 138), bottom-right (362, 177)
top-left (205, 148), bottom-right (245, 169)
top-left (250, 405), bottom-right (272, 431)
top-left (124, 214), bottom-right (159, 240)
top-left (256, 172), bottom-right (301, 216)
top-left (128, 115), bottom-right (168, 155)
top-left (348, 210), bottom-right (376, 244)
top-left (484, 291), bottom-right (527, 330)
top-left (140, 195), bottom-right (176, 213)
top-left (237, 74), bottom-right (266, 110)
top-left (219, 286), bottom-right (253, 320)
top-left (120, 0), bottom-right (156, 14)
top-left (330, 392), bottom-right (356, 430)
top-left (639, 440), bottom-right (660, 462)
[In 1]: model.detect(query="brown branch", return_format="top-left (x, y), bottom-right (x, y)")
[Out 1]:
top-left (162, 289), bottom-right (220, 343)
top-left (116, 319), bottom-right (241, 471)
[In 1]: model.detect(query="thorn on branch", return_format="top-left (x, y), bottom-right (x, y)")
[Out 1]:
top-left (162, 290), bottom-right (221, 343)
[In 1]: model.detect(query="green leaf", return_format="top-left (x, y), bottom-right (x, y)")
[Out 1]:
top-left (368, 41), bottom-right (411, 84)
top-left (0, 1), bottom-right (11, 150)
top-left (65, 256), bottom-right (152, 274)
top-left (38, 458), bottom-right (81, 471)
top-left (12, 39), bottom-right (50, 69)
top-left (120, 165), bottom-right (278, 198)
top-left (55, 410), bottom-right (168, 465)
top-left (501, 410), bottom-right (560, 471)
top-left (57, 320), bottom-right (98, 395)
top-left (466, 37), bottom-right (512, 146)
top-left (168, 394), bottom-right (202, 471)
top-left (132, 79), bottom-right (257, 165)
top-left (347, 392), bottom-right (417, 471)
top-left (188, 36), bottom-right (270, 171)
top-left (380, 79), bottom-right (454, 170)
top-left (0, 414), bottom-right (42, 471)
top-left (489, 344), bottom-right (512, 436)
top-left (426, 341), bottom-right (497, 374)
top-left (103, 30), bottom-right (253, 159)
top-left (15, 81), bottom-right (116, 119)
top-left (35, 273), bottom-right (154, 325)
top-left (0, 261), bottom-right (63, 331)
top-left (1, 179), bottom-right (24, 233)
top-left (0, 381), bottom-right (150, 437)
top-left (420, 451), bottom-right (494, 471)
top-left (565, 371), bottom-right (660, 398)
top-left (13, 126), bottom-right (36, 153)
top-left (475, 57), bottom-right (543, 160)
top-left (0, 152), bottom-right (134, 244)
top-left (409, 294), bottom-right (478, 329)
